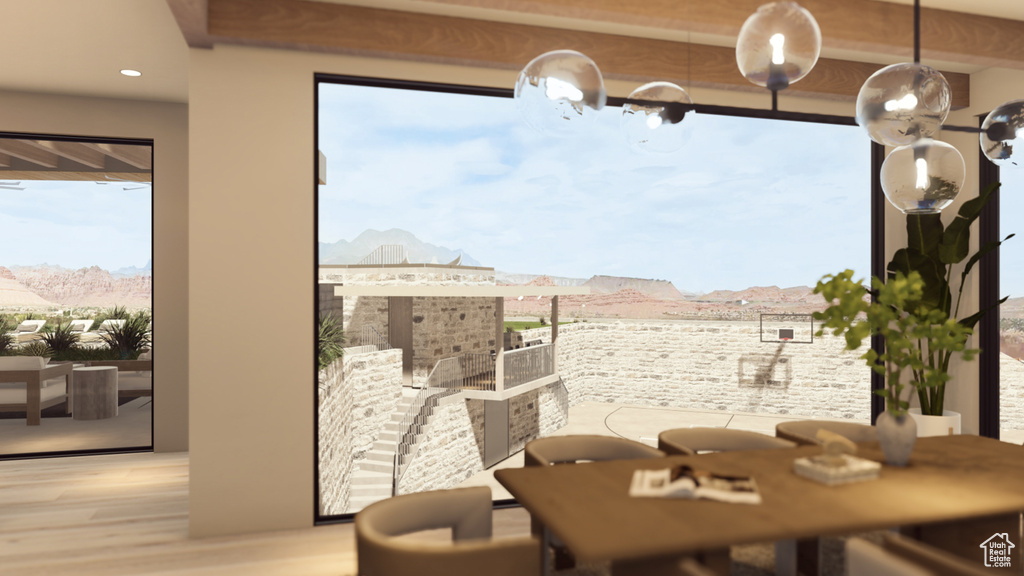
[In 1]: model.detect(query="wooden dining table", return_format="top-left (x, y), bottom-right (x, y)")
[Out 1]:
top-left (495, 435), bottom-right (1024, 575)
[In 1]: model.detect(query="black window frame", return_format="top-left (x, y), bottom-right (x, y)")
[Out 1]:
top-left (313, 73), bottom-right (884, 523)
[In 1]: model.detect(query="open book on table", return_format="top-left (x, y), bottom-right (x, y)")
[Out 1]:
top-left (628, 465), bottom-right (762, 505)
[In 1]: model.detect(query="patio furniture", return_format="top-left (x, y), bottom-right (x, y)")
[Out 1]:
top-left (0, 356), bottom-right (72, 425)
top-left (88, 356), bottom-right (153, 399)
top-left (657, 427), bottom-right (796, 456)
top-left (495, 436), bottom-right (1024, 576)
top-left (7, 319), bottom-right (46, 343)
top-left (355, 486), bottom-right (541, 576)
top-left (68, 319), bottom-right (94, 334)
top-left (846, 537), bottom-right (932, 576)
top-left (71, 366), bottom-right (118, 420)
top-left (524, 435), bottom-right (665, 572)
top-left (775, 420), bottom-right (877, 446)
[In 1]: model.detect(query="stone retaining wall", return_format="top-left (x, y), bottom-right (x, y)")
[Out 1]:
top-left (318, 348), bottom-right (403, 515)
top-left (520, 320), bottom-right (870, 420)
top-left (1001, 353), bottom-right (1024, 431)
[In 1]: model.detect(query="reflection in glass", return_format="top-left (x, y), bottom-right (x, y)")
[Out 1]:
top-left (856, 63), bottom-right (951, 147)
top-left (621, 82), bottom-right (693, 154)
top-left (981, 99), bottom-right (1024, 169)
top-left (880, 139), bottom-right (964, 214)
top-left (514, 50), bottom-right (606, 137)
top-left (736, 2), bottom-right (822, 91)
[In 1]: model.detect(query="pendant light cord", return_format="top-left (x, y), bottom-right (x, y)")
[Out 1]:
top-left (914, 0), bottom-right (920, 64)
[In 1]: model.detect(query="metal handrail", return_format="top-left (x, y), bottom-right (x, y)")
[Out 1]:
top-left (360, 325), bottom-right (391, 351)
top-left (504, 343), bottom-right (554, 389)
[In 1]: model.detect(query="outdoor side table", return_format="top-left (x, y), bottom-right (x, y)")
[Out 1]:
top-left (72, 366), bottom-right (118, 420)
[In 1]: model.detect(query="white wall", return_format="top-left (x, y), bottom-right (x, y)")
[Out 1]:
top-left (0, 89), bottom-right (189, 452)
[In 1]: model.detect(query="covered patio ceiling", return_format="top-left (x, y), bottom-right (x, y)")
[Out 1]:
top-left (0, 138), bottom-right (151, 183)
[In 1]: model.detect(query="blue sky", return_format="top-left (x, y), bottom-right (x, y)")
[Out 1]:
top-left (0, 180), bottom-right (151, 271)
top-left (318, 83), bottom-right (872, 293)
top-left (1002, 168), bottom-right (1024, 295)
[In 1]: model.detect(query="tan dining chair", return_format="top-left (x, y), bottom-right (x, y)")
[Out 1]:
top-left (355, 486), bottom-right (541, 576)
top-left (658, 427), bottom-right (796, 455)
top-left (524, 434), bottom-right (665, 466)
top-left (775, 420), bottom-right (877, 446)
top-left (881, 533), bottom-right (990, 576)
top-left (524, 435), bottom-right (665, 573)
top-left (847, 537), bottom-right (934, 576)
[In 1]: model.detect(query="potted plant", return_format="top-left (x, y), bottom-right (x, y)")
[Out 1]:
top-left (885, 182), bottom-right (1012, 434)
top-left (813, 270), bottom-right (976, 464)
top-left (814, 182), bottom-right (1012, 461)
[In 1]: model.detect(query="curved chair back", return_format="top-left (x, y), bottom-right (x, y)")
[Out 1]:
top-left (775, 420), bottom-right (876, 446)
top-left (524, 435), bottom-right (665, 467)
top-left (356, 486), bottom-right (541, 576)
top-left (882, 533), bottom-right (989, 576)
top-left (658, 428), bottom-right (796, 456)
top-left (846, 538), bottom-right (933, 576)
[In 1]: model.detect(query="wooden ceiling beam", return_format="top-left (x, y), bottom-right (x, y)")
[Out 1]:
top-left (166, 0), bottom-right (213, 48)
top-left (0, 140), bottom-right (60, 169)
top-left (204, 0), bottom-right (969, 107)
top-left (406, 0), bottom-right (1024, 70)
top-left (22, 140), bottom-right (107, 169)
top-left (81, 143), bottom-right (152, 171)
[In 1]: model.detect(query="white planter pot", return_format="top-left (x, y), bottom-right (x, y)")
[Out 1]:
top-left (876, 411), bottom-right (917, 466)
top-left (908, 409), bottom-right (961, 437)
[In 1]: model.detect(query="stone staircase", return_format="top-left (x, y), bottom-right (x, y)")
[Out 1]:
top-left (346, 388), bottom-right (420, 513)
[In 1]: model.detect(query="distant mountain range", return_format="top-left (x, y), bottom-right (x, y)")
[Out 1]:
top-left (319, 228), bottom-right (482, 266)
top-left (0, 265), bottom-right (151, 309)
top-left (112, 260), bottom-right (152, 277)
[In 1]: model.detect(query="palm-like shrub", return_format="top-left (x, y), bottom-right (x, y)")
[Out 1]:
top-left (101, 312), bottom-right (152, 359)
top-left (318, 313), bottom-right (346, 371)
top-left (0, 315), bottom-right (14, 353)
top-left (18, 341), bottom-right (53, 358)
top-left (40, 320), bottom-right (81, 354)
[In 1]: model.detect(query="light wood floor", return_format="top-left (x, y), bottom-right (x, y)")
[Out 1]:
top-left (0, 451), bottom-right (532, 575)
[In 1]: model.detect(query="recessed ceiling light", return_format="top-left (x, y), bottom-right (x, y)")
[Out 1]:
top-left (120, 69), bottom-right (142, 77)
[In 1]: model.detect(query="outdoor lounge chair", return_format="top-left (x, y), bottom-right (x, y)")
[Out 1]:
top-left (7, 319), bottom-right (46, 343)
top-left (68, 319), bottom-right (94, 334)
top-left (0, 356), bottom-right (72, 425)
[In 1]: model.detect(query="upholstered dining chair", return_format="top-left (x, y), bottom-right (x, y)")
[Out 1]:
top-left (846, 537), bottom-right (934, 576)
top-left (524, 434), bottom-right (665, 467)
top-left (524, 435), bottom-right (665, 573)
top-left (355, 486), bottom-right (541, 576)
top-left (657, 427), bottom-right (796, 456)
top-left (775, 420), bottom-right (877, 446)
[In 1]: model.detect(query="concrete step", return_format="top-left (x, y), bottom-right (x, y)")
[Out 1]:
top-left (372, 440), bottom-right (395, 452)
top-left (378, 431), bottom-right (398, 443)
top-left (358, 460), bottom-right (395, 474)
top-left (348, 495), bottom-right (389, 514)
top-left (365, 449), bottom-right (394, 463)
top-left (350, 472), bottom-right (392, 486)
top-left (351, 484), bottom-right (393, 498)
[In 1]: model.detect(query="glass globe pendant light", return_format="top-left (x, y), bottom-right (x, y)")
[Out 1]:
top-left (856, 63), bottom-right (951, 147)
top-left (513, 50), bottom-right (606, 137)
top-left (980, 99), bottom-right (1024, 168)
top-left (735, 2), bottom-right (822, 92)
top-left (880, 139), bottom-right (965, 214)
top-left (621, 82), bottom-right (693, 154)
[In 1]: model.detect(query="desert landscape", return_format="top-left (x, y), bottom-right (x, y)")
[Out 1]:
top-left (0, 264), bottom-right (151, 313)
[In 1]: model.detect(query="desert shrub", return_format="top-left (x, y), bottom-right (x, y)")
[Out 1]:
top-left (101, 312), bottom-right (152, 359)
top-left (52, 347), bottom-right (140, 362)
top-left (0, 316), bottom-right (14, 353)
top-left (539, 316), bottom-right (547, 326)
top-left (318, 312), bottom-right (346, 371)
top-left (40, 320), bottom-right (81, 354)
top-left (18, 341), bottom-right (53, 358)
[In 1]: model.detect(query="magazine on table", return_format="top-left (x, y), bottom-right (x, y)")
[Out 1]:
top-left (628, 465), bottom-right (762, 505)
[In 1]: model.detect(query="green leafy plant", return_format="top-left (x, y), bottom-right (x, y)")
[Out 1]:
top-left (318, 312), bottom-right (346, 371)
top-left (884, 182), bottom-right (1013, 414)
top-left (39, 320), bottom-right (81, 354)
top-left (0, 315), bottom-right (14, 353)
top-left (539, 316), bottom-right (547, 326)
top-left (814, 270), bottom-right (977, 416)
top-left (101, 312), bottom-right (152, 359)
top-left (17, 341), bottom-right (53, 359)
top-left (51, 347), bottom-right (141, 362)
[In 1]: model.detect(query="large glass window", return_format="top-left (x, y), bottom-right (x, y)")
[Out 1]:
top-left (1000, 169), bottom-right (1024, 443)
top-left (0, 135), bottom-right (153, 458)
top-left (315, 78), bottom-right (870, 519)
